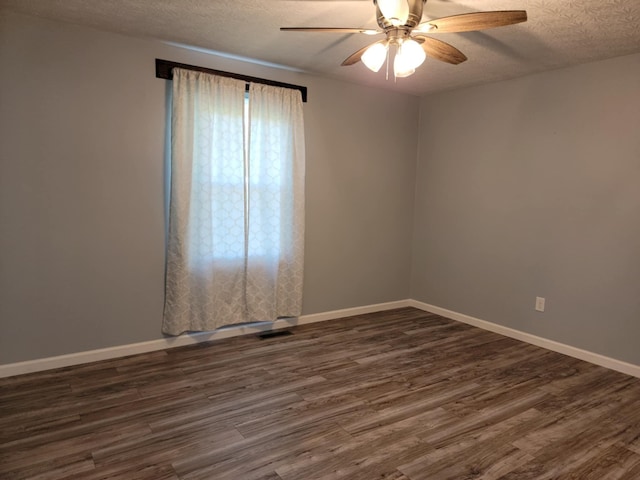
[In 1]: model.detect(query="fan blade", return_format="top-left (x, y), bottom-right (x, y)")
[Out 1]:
top-left (280, 27), bottom-right (380, 35)
top-left (341, 40), bottom-right (386, 66)
top-left (419, 10), bottom-right (527, 33)
top-left (413, 36), bottom-right (467, 65)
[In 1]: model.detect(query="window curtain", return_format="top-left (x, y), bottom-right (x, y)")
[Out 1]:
top-left (163, 68), bottom-right (305, 335)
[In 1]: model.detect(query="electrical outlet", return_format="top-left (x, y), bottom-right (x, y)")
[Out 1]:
top-left (535, 297), bottom-right (545, 312)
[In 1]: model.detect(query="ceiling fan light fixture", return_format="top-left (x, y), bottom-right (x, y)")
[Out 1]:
top-left (361, 42), bottom-right (388, 72)
top-left (377, 0), bottom-right (410, 26)
top-left (282, 5), bottom-right (528, 81)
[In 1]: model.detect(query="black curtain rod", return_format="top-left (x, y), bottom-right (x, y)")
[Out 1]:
top-left (155, 59), bottom-right (307, 103)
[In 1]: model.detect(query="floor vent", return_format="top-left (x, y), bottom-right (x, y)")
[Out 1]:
top-left (257, 330), bottom-right (293, 340)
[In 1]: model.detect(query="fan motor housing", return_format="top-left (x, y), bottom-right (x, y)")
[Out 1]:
top-left (386, 27), bottom-right (412, 46)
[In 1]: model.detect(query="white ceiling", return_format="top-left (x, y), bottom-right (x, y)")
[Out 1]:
top-left (2, 0), bottom-right (640, 96)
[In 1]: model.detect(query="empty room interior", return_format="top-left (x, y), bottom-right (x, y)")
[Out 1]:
top-left (1, 0), bottom-right (640, 478)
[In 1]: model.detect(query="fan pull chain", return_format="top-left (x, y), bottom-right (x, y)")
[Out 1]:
top-left (393, 43), bottom-right (398, 83)
top-left (385, 45), bottom-right (390, 81)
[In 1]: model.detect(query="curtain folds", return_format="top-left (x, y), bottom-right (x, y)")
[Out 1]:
top-left (163, 69), bottom-right (305, 335)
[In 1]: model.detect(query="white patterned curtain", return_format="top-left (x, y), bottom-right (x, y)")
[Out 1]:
top-left (163, 69), bottom-right (305, 335)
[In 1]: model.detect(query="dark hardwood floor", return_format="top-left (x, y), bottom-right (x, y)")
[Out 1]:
top-left (2, 307), bottom-right (640, 479)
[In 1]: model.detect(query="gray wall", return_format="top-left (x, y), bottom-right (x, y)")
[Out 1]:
top-left (0, 12), bottom-right (418, 364)
top-left (411, 53), bottom-right (640, 365)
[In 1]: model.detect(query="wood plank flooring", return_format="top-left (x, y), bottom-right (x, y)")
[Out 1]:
top-left (2, 307), bottom-right (640, 479)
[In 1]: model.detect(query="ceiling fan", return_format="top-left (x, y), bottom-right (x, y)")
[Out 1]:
top-left (281, 0), bottom-right (527, 78)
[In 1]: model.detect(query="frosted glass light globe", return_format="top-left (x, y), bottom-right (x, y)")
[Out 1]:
top-left (377, 0), bottom-right (410, 26)
top-left (362, 42), bottom-right (389, 72)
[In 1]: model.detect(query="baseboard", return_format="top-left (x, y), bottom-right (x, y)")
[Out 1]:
top-left (0, 299), bottom-right (412, 378)
top-left (4, 299), bottom-right (638, 379)
top-left (409, 300), bottom-right (640, 379)
top-left (297, 299), bottom-right (411, 324)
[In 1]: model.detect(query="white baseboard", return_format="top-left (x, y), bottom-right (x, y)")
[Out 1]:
top-left (298, 299), bottom-right (411, 324)
top-left (3, 299), bottom-right (638, 379)
top-left (0, 299), bottom-right (412, 378)
top-left (409, 300), bottom-right (640, 379)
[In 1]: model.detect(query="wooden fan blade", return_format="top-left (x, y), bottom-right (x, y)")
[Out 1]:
top-left (424, 10), bottom-right (527, 33)
top-left (414, 36), bottom-right (467, 65)
top-left (280, 27), bottom-right (380, 35)
top-left (341, 40), bottom-right (386, 66)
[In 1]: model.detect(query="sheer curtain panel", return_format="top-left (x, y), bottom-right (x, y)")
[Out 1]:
top-left (163, 69), bottom-right (305, 335)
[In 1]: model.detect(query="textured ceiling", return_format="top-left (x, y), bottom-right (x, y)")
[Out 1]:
top-left (2, 0), bottom-right (639, 96)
